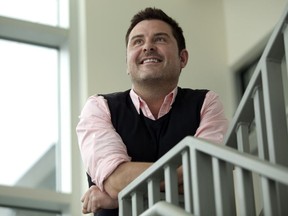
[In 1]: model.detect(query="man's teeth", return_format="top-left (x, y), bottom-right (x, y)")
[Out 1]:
top-left (143, 58), bottom-right (160, 63)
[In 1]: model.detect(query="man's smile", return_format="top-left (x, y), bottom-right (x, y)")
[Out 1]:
top-left (140, 57), bottom-right (162, 64)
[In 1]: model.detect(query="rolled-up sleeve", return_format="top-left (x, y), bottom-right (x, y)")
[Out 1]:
top-left (194, 91), bottom-right (229, 144)
top-left (76, 95), bottom-right (131, 191)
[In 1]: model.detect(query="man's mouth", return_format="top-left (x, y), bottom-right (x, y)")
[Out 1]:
top-left (141, 58), bottom-right (162, 64)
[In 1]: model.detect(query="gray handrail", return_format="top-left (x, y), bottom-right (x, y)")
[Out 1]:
top-left (119, 137), bottom-right (288, 216)
top-left (140, 201), bottom-right (194, 216)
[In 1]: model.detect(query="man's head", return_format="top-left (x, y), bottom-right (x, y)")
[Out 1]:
top-left (126, 7), bottom-right (188, 92)
top-left (126, 7), bottom-right (186, 54)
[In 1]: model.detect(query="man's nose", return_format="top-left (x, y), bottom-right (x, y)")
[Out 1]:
top-left (143, 42), bottom-right (156, 52)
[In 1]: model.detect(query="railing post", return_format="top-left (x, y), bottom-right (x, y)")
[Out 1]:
top-left (147, 178), bottom-right (161, 208)
top-left (131, 191), bottom-right (144, 216)
top-left (235, 123), bottom-right (256, 215)
top-left (119, 196), bottom-right (132, 216)
top-left (262, 59), bottom-right (288, 165)
top-left (164, 164), bottom-right (179, 205)
top-left (234, 166), bottom-right (256, 215)
top-left (262, 58), bottom-right (288, 215)
top-left (212, 158), bottom-right (236, 216)
top-left (261, 177), bottom-right (279, 215)
top-left (181, 149), bottom-right (193, 213)
top-left (282, 21), bottom-right (288, 87)
top-left (191, 147), bottom-right (215, 215)
top-left (236, 122), bottom-right (250, 153)
top-left (252, 86), bottom-right (269, 160)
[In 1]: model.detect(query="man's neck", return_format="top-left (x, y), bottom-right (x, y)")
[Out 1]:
top-left (132, 84), bottom-right (177, 119)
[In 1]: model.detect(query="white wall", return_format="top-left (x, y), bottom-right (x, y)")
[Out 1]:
top-left (221, 0), bottom-right (288, 112)
top-left (223, 0), bottom-right (288, 69)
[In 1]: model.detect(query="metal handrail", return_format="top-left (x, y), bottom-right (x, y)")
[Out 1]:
top-left (119, 137), bottom-right (288, 216)
top-left (140, 201), bottom-right (194, 216)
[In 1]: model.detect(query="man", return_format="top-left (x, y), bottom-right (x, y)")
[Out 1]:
top-left (76, 7), bottom-right (228, 215)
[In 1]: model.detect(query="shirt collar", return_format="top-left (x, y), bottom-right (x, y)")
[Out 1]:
top-left (129, 87), bottom-right (178, 114)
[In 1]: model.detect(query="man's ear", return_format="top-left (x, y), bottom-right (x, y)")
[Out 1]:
top-left (179, 49), bottom-right (189, 68)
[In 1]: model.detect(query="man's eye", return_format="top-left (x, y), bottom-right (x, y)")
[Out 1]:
top-left (155, 37), bottom-right (165, 42)
top-left (134, 39), bottom-right (143, 45)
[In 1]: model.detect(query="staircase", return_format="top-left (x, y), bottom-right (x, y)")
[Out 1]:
top-left (118, 4), bottom-right (288, 216)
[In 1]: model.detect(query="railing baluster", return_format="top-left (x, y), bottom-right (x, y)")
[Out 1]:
top-left (119, 196), bottom-right (132, 216)
top-left (235, 123), bottom-right (256, 215)
top-left (181, 149), bottom-right (193, 213)
top-left (262, 59), bottom-right (288, 165)
top-left (252, 86), bottom-right (269, 160)
top-left (212, 158), bottom-right (236, 216)
top-left (262, 59), bottom-right (288, 214)
top-left (191, 148), bottom-right (215, 215)
top-left (212, 158), bottom-right (224, 216)
top-left (131, 191), bottom-right (144, 216)
top-left (261, 177), bottom-right (279, 215)
top-left (236, 122), bottom-right (250, 153)
top-left (164, 164), bottom-right (179, 205)
top-left (147, 178), bottom-right (161, 208)
top-left (234, 166), bottom-right (256, 215)
top-left (282, 21), bottom-right (288, 80)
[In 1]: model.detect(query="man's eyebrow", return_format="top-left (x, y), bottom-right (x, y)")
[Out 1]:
top-left (130, 34), bottom-right (144, 42)
top-left (154, 32), bottom-right (170, 37)
top-left (130, 32), bottom-right (170, 41)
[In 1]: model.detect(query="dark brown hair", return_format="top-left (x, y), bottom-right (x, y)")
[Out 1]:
top-left (125, 7), bottom-right (186, 53)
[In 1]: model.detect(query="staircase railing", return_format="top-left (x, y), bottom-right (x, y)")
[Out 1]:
top-left (224, 2), bottom-right (288, 214)
top-left (119, 137), bottom-right (288, 216)
top-left (118, 4), bottom-right (288, 216)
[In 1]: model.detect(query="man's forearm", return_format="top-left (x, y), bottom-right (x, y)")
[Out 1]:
top-left (103, 162), bottom-right (184, 199)
top-left (103, 162), bottom-right (152, 199)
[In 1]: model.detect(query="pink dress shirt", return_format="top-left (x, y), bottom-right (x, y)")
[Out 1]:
top-left (76, 88), bottom-right (228, 191)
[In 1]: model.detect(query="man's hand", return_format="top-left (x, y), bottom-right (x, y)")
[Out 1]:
top-left (81, 185), bottom-right (118, 214)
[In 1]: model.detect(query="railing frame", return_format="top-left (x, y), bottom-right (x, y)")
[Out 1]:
top-left (119, 137), bottom-right (288, 216)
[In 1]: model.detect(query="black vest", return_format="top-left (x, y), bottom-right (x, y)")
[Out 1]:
top-left (88, 87), bottom-right (208, 216)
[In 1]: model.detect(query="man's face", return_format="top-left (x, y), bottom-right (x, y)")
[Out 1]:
top-left (126, 20), bottom-right (188, 87)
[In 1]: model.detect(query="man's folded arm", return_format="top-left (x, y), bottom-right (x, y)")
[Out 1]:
top-left (103, 162), bottom-right (152, 199)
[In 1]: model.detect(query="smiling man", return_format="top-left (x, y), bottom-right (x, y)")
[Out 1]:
top-left (76, 7), bottom-right (228, 216)
top-left (127, 19), bottom-right (188, 120)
